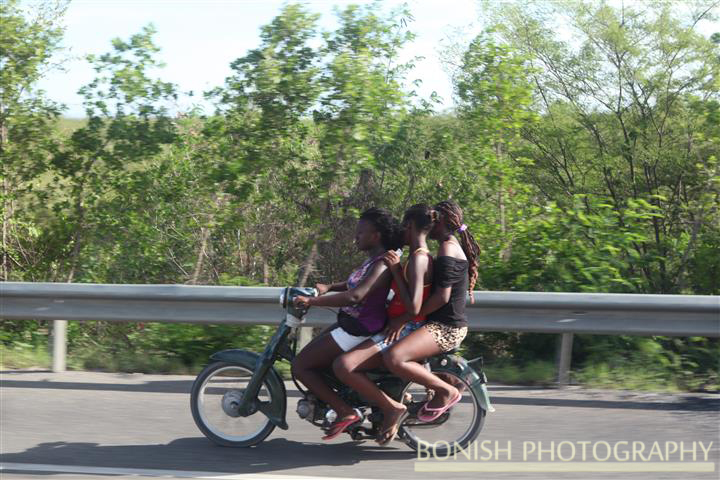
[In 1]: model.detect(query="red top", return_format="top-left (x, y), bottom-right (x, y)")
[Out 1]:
top-left (387, 248), bottom-right (433, 322)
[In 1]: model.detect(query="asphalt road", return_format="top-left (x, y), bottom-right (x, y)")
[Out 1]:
top-left (1, 370), bottom-right (718, 480)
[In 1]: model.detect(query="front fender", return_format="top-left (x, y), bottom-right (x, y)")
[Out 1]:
top-left (427, 354), bottom-right (495, 413)
top-left (210, 349), bottom-right (289, 430)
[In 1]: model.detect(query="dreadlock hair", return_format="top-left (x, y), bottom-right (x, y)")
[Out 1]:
top-left (360, 207), bottom-right (404, 251)
top-left (403, 203), bottom-right (438, 234)
top-left (434, 200), bottom-right (480, 297)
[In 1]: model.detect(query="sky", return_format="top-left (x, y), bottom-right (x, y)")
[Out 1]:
top-left (35, 0), bottom-right (483, 117)
top-left (31, 0), bottom-right (719, 118)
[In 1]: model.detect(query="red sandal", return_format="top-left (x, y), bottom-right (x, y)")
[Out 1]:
top-left (321, 413), bottom-right (362, 441)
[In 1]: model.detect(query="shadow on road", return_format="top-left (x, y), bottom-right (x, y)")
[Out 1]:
top-left (490, 396), bottom-right (720, 411)
top-left (0, 437), bottom-right (417, 474)
top-left (0, 379), bottom-right (210, 395)
top-left (2, 376), bottom-right (718, 411)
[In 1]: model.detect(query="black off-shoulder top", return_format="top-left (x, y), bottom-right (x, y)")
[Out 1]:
top-left (427, 256), bottom-right (469, 328)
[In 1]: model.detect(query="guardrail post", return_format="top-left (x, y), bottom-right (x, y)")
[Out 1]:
top-left (51, 319), bottom-right (67, 372)
top-left (297, 326), bottom-right (313, 351)
top-left (556, 332), bottom-right (573, 387)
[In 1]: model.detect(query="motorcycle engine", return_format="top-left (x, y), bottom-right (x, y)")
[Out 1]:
top-left (296, 397), bottom-right (317, 421)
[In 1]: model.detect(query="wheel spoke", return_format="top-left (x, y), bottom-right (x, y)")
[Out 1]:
top-left (399, 371), bottom-right (484, 451)
top-left (192, 364), bottom-right (275, 445)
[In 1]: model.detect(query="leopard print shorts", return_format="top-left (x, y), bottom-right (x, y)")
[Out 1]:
top-left (424, 321), bottom-right (468, 352)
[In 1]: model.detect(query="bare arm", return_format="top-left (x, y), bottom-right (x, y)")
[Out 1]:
top-left (330, 282), bottom-right (348, 292)
top-left (381, 253), bottom-right (434, 344)
top-left (316, 281), bottom-right (348, 295)
top-left (416, 240), bottom-right (458, 317)
top-left (388, 253), bottom-right (429, 316)
top-left (297, 261), bottom-right (390, 308)
top-left (416, 286), bottom-right (452, 317)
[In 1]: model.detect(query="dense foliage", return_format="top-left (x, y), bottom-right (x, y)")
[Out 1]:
top-left (1, 0), bottom-right (718, 389)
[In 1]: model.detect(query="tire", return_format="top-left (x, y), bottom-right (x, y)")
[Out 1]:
top-left (399, 368), bottom-right (486, 455)
top-left (190, 361), bottom-right (279, 447)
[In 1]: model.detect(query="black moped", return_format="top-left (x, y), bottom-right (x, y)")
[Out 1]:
top-left (190, 287), bottom-right (494, 453)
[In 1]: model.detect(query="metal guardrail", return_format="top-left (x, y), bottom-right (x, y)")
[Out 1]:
top-left (2, 282), bottom-right (718, 335)
top-left (1, 282), bottom-right (719, 379)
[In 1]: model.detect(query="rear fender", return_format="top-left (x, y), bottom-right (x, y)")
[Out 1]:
top-left (427, 354), bottom-right (495, 413)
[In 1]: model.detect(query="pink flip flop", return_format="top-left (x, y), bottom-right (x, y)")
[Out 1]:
top-left (417, 391), bottom-right (462, 423)
top-left (322, 413), bottom-right (362, 441)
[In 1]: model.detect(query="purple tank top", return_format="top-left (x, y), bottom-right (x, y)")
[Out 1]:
top-left (339, 254), bottom-right (389, 335)
top-left (355, 282), bottom-right (390, 335)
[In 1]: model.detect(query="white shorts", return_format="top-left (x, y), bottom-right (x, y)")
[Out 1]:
top-left (330, 327), bottom-right (370, 352)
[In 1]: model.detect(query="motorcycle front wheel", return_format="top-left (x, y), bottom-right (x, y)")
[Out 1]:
top-left (190, 361), bottom-right (278, 447)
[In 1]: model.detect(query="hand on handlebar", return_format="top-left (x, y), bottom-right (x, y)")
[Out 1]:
top-left (294, 295), bottom-right (312, 308)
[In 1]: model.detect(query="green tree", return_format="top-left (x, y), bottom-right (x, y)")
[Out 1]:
top-left (485, 0), bottom-right (720, 293)
top-left (202, 4), bottom-right (323, 285)
top-left (46, 25), bottom-right (178, 283)
top-left (205, 3), bottom-right (419, 283)
top-left (454, 33), bottom-right (539, 259)
top-left (208, 3), bottom-right (321, 198)
top-left (309, 2), bottom-right (418, 279)
top-left (0, 0), bottom-right (67, 281)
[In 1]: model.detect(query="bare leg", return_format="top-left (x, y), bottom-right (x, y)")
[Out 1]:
top-left (333, 339), bottom-right (396, 409)
top-left (315, 322), bottom-right (338, 338)
top-left (291, 332), bottom-right (355, 418)
top-left (333, 339), bottom-right (407, 443)
top-left (382, 326), bottom-right (459, 408)
top-left (298, 322), bottom-right (338, 351)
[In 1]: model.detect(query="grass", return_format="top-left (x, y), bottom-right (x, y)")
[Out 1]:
top-left (74, 347), bottom-right (202, 375)
top-left (0, 344), bottom-right (51, 370)
top-left (484, 360), bottom-right (557, 386)
top-left (2, 343), bottom-right (716, 392)
top-left (0, 343), bottom-right (200, 374)
top-left (483, 359), bottom-right (718, 392)
top-left (574, 362), bottom-right (719, 393)
top-left (0, 342), bottom-right (295, 378)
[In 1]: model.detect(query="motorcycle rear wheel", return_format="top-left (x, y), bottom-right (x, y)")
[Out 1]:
top-left (398, 368), bottom-right (486, 455)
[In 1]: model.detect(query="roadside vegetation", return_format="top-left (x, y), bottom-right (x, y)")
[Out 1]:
top-left (1, 0), bottom-right (718, 391)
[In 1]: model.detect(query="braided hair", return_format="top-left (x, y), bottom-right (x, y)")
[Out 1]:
top-left (434, 200), bottom-right (480, 296)
top-left (360, 207), bottom-right (404, 251)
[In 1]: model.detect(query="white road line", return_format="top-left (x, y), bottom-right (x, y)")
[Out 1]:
top-left (0, 463), bottom-right (374, 480)
top-left (414, 461), bottom-right (716, 473)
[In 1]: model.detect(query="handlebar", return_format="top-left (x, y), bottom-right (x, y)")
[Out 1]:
top-left (279, 286), bottom-right (319, 320)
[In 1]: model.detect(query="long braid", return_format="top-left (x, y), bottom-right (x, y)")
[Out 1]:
top-left (435, 200), bottom-right (480, 298)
